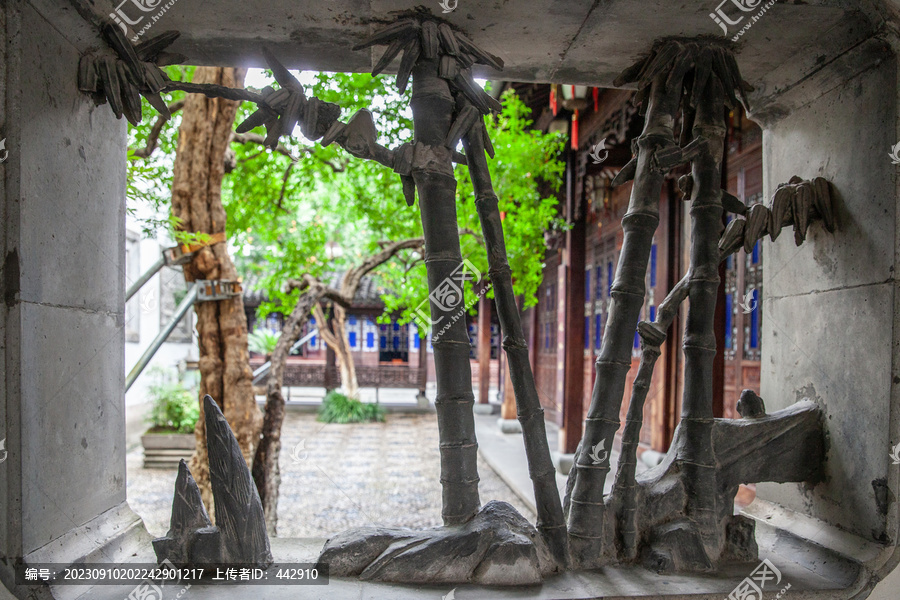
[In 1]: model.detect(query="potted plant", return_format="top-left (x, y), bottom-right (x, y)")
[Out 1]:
top-left (248, 328), bottom-right (281, 361)
top-left (141, 367), bottom-right (200, 468)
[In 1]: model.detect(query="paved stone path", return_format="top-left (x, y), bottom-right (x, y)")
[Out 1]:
top-left (127, 412), bottom-right (535, 538)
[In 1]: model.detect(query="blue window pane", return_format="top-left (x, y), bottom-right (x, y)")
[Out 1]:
top-left (750, 290), bottom-right (759, 348)
top-left (393, 336), bottom-right (400, 351)
top-left (726, 254), bottom-right (733, 270)
top-left (585, 270), bottom-right (591, 302)
top-left (607, 262), bottom-right (613, 296)
top-left (725, 294), bottom-right (733, 350)
top-left (393, 321), bottom-right (400, 331)
top-left (596, 266), bottom-right (602, 298)
top-left (595, 314), bottom-right (602, 349)
top-left (366, 332), bottom-right (374, 348)
top-left (634, 330), bottom-right (640, 348)
top-left (310, 335), bottom-right (316, 346)
top-left (584, 317), bottom-right (590, 349)
top-left (650, 244), bottom-right (658, 287)
top-left (752, 240), bottom-right (760, 264)
top-left (310, 317), bottom-right (316, 325)
top-left (349, 316), bottom-right (357, 325)
top-left (349, 332), bottom-right (357, 347)
top-left (380, 335), bottom-right (387, 349)
top-left (649, 305), bottom-right (656, 322)
top-left (414, 332), bottom-right (420, 349)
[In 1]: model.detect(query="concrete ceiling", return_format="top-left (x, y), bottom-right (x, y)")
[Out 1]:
top-left (67, 0), bottom-right (896, 112)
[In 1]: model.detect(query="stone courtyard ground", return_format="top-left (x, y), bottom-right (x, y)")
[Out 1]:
top-left (127, 411), bottom-right (536, 538)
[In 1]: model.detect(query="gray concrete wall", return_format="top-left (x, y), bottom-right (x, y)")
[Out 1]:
top-left (757, 46), bottom-right (899, 551)
top-left (1, 0), bottom-right (129, 569)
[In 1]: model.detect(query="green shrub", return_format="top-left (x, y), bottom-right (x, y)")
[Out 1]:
top-left (145, 368), bottom-right (199, 434)
top-left (248, 328), bottom-right (281, 356)
top-left (317, 391), bottom-right (386, 424)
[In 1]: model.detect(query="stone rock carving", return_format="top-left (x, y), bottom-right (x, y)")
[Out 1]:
top-left (154, 396), bottom-right (273, 568)
top-left (74, 9), bottom-right (841, 583)
top-left (319, 501), bottom-right (554, 585)
top-left (737, 390), bottom-right (766, 419)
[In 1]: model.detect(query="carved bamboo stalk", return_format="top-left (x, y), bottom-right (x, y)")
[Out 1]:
top-left (610, 323), bottom-right (665, 561)
top-left (461, 107), bottom-right (568, 567)
top-left (678, 71), bottom-right (728, 558)
top-left (611, 170), bottom-right (835, 560)
top-left (567, 46), bottom-right (686, 567)
top-left (411, 57), bottom-right (481, 525)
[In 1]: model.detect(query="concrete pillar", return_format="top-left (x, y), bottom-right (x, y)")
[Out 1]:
top-left (753, 38), bottom-right (900, 585)
top-left (0, 1), bottom-right (148, 595)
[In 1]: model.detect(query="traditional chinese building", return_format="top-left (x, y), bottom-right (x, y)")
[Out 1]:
top-left (500, 83), bottom-right (764, 458)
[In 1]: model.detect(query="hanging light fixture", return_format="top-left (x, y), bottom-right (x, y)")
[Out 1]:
top-left (560, 85), bottom-right (589, 111)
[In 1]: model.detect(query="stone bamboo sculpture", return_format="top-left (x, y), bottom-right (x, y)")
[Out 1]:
top-left (570, 40), bottom-right (834, 572)
top-left (319, 12), bottom-right (566, 579)
top-left (153, 396), bottom-right (273, 568)
top-left (80, 14), bottom-right (836, 584)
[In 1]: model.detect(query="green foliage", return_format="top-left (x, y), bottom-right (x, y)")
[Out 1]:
top-left (382, 88), bottom-right (567, 326)
top-left (126, 66), bottom-right (196, 239)
top-left (224, 72), bottom-right (418, 321)
top-left (248, 328), bottom-right (281, 355)
top-left (316, 391), bottom-right (386, 424)
top-left (127, 66), bottom-right (565, 335)
top-left (145, 367), bottom-right (199, 434)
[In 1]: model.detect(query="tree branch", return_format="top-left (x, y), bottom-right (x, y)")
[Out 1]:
top-left (276, 162), bottom-right (294, 212)
top-left (286, 275), bottom-right (349, 308)
top-left (338, 237), bottom-right (424, 302)
top-left (129, 99), bottom-right (185, 158)
top-left (231, 131), bottom-right (298, 161)
top-left (312, 304), bottom-right (340, 349)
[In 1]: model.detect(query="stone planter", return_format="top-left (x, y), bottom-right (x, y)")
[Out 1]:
top-left (141, 432), bottom-right (195, 469)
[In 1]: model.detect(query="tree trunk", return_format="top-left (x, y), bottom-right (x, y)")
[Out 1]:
top-left (411, 57), bottom-right (481, 526)
top-left (566, 62), bottom-right (685, 567)
top-left (312, 240), bottom-right (422, 400)
top-left (332, 305), bottom-right (359, 399)
top-left (252, 278), bottom-right (327, 534)
top-left (174, 67), bottom-right (259, 520)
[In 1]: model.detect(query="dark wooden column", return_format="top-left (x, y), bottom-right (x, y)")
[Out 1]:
top-left (477, 293), bottom-right (492, 404)
top-left (561, 154), bottom-right (587, 455)
top-left (662, 178), bottom-right (683, 449)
